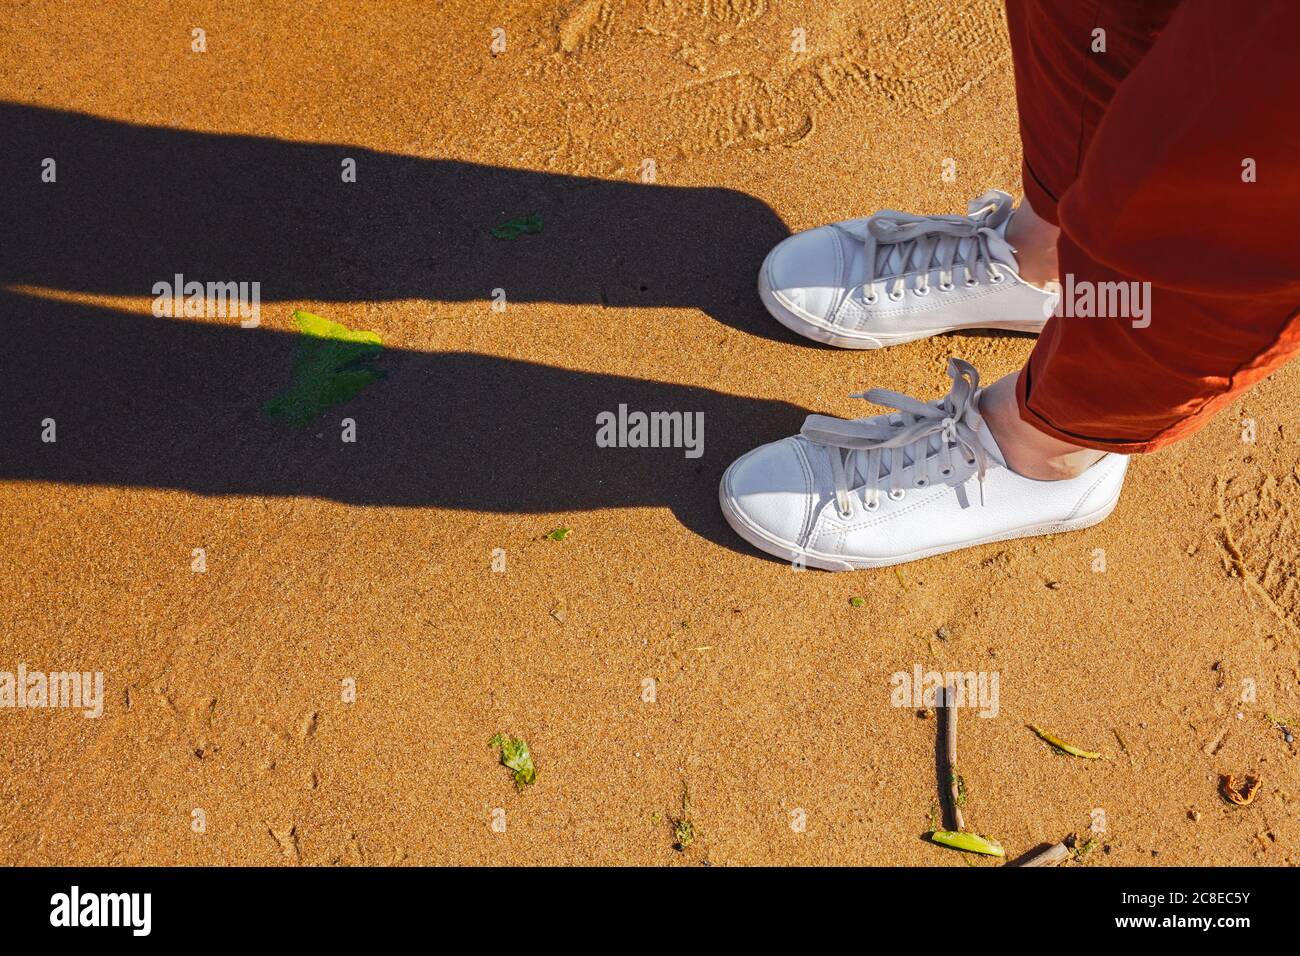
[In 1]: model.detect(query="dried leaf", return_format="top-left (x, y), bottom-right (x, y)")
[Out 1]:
top-left (1030, 725), bottom-right (1103, 759)
top-left (1219, 773), bottom-right (1261, 806)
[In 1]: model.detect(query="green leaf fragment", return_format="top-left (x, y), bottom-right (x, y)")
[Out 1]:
top-left (849, 596), bottom-right (865, 607)
top-left (1030, 725), bottom-right (1103, 759)
top-left (1073, 837), bottom-right (1099, 862)
top-left (489, 733), bottom-right (537, 789)
top-left (670, 783), bottom-right (695, 851)
top-left (930, 830), bottom-right (1005, 857)
top-left (293, 309), bottom-right (382, 345)
top-left (673, 817), bottom-right (695, 850)
top-left (544, 527), bottom-right (571, 541)
top-left (264, 310), bottom-right (385, 427)
top-left (491, 214), bottom-right (543, 239)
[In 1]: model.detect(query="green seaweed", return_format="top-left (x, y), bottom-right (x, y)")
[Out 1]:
top-left (264, 311), bottom-right (385, 426)
top-left (491, 214), bottom-right (543, 240)
top-left (490, 733), bottom-right (537, 789)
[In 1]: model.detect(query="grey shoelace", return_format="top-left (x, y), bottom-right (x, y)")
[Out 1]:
top-left (801, 358), bottom-right (990, 517)
top-left (835, 190), bottom-right (1015, 301)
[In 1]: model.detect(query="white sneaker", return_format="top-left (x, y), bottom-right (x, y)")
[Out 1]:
top-left (758, 190), bottom-right (1057, 348)
top-left (719, 359), bottom-right (1127, 570)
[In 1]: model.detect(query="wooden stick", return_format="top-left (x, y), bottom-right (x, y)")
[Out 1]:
top-left (1018, 841), bottom-right (1071, 867)
top-left (944, 683), bottom-right (964, 832)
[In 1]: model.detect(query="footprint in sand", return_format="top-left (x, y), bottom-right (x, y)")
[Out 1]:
top-left (268, 825), bottom-right (302, 864)
top-left (800, 0), bottom-right (1011, 116)
top-left (545, 0), bottom-right (1007, 162)
top-left (1217, 460), bottom-right (1300, 635)
top-left (558, 0), bottom-right (610, 54)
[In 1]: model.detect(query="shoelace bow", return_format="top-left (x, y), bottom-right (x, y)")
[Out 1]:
top-left (800, 358), bottom-right (990, 517)
top-left (837, 190), bottom-right (1014, 299)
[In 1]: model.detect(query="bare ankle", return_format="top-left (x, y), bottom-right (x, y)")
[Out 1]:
top-left (979, 371), bottom-right (1103, 481)
top-left (1005, 200), bottom-right (1060, 288)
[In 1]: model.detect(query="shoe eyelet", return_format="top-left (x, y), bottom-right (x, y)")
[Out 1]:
top-left (966, 458), bottom-right (977, 466)
top-left (939, 467), bottom-right (953, 477)
top-left (938, 282), bottom-right (954, 292)
top-left (964, 277), bottom-right (978, 288)
top-left (837, 508), bottom-right (852, 519)
top-left (990, 272), bottom-right (1005, 284)
top-left (864, 500), bottom-right (879, 512)
top-left (915, 477), bottom-right (927, 487)
top-left (914, 285), bottom-right (930, 297)
top-left (888, 290), bottom-right (905, 302)
top-left (888, 489), bottom-right (906, 501)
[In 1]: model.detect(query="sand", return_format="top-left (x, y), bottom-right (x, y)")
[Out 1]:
top-left (1, 0), bottom-right (1296, 866)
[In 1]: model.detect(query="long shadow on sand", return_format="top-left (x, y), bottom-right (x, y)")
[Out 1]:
top-left (2, 101), bottom-right (794, 340)
top-left (3, 291), bottom-right (810, 552)
top-left (1, 102), bottom-right (817, 551)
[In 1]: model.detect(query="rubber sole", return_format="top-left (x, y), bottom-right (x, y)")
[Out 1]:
top-left (718, 463), bottom-right (1120, 571)
top-left (757, 256), bottom-right (1047, 349)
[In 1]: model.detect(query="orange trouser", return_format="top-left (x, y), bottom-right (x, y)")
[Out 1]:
top-left (1006, 0), bottom-right (1300, 452)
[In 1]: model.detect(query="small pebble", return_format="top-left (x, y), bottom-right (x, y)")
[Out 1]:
top-left (936, 626), bottom-right (951, 641)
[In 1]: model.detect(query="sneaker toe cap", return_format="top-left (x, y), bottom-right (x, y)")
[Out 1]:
top-left (722, 437), bottom-right (814, 546)
top-left (764, 226), bottom-right (842, 322)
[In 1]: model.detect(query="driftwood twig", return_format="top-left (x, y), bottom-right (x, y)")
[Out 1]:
top-left (944, 683), bottom-right (964, 832)
top-left (1017, 841), bottom-right (1071, 867)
